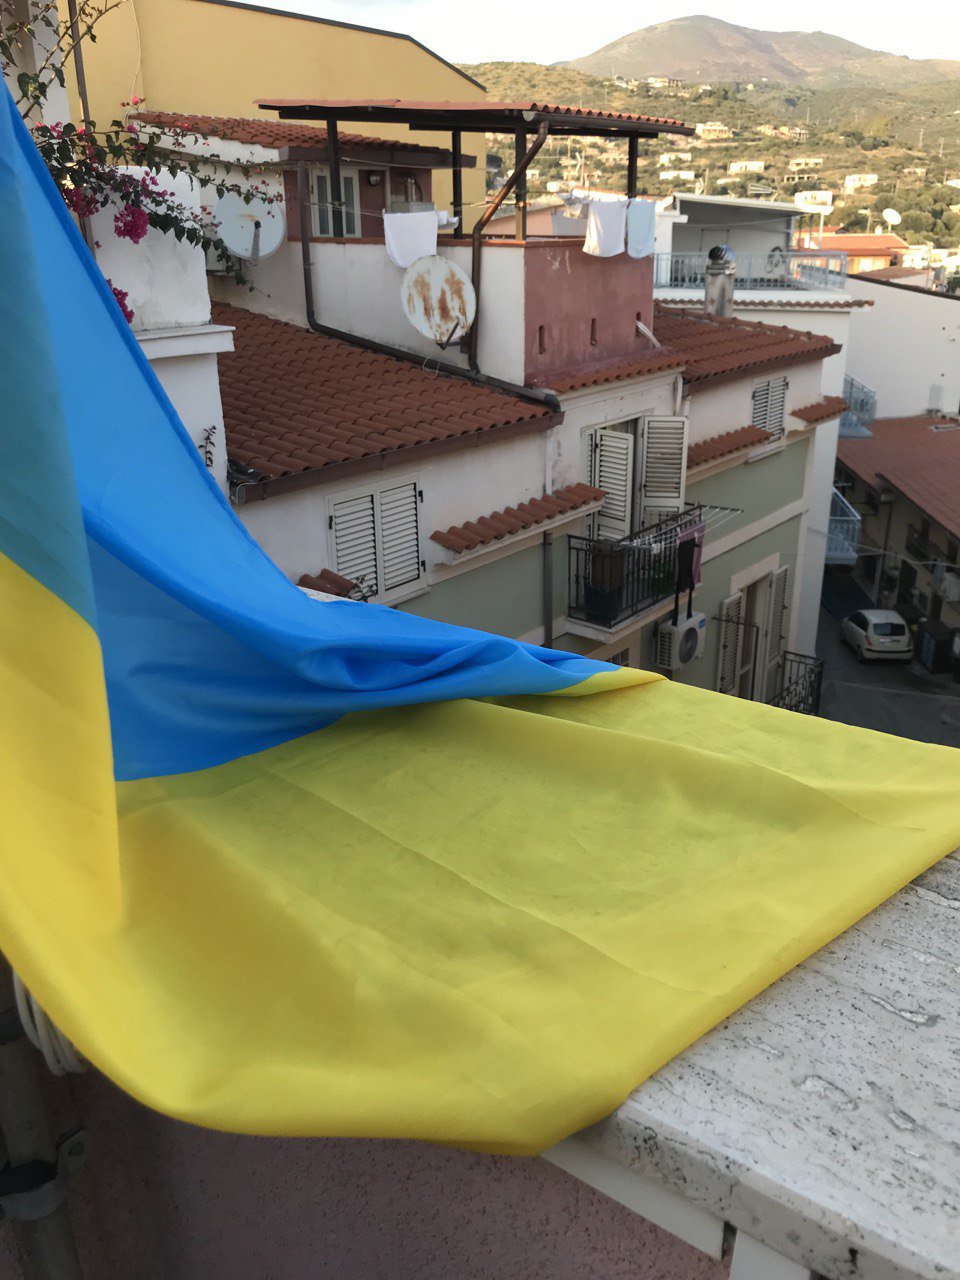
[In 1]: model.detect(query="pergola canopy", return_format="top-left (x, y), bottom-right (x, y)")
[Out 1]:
top-left (257, 98), bottom-right (696, 139)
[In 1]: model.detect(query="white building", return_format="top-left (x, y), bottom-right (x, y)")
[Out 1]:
top-left (843, 173), bottom-right (879, 193)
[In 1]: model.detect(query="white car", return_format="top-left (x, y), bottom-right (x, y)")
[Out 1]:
top-left (840, 609), bottom-right (913, 662)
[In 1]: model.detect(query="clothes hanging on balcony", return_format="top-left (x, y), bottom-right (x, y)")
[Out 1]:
top-left (582, 197), bottom-right (628, 257)
top-left (383, 209), bottom-right (439, 268)
top-left (626, 197), bottom-right (656, 259)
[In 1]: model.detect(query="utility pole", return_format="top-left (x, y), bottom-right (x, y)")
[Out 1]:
top-left (940, 137), bottom-right (945, 159)
top-left (919, 126), bottom-right (924, 150)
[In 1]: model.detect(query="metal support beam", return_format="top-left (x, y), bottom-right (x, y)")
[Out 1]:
top-left (325, 115), bottom-right (344, 238)
top-left (451, 130), bottom-right (463, 233)
top-left (542, 532), bottom-right (554, 648)
top-left (514, 129), bottom-right (527, 241)
top-left (627, 135), bottom-right (639, 198)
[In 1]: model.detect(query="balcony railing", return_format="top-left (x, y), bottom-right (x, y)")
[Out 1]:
top-left (826, 487), bottom-right (861, 567)
top-left (653, 249), bottom-right (847, 292)
top-left (766, 651), bottom-right (824, 716)
top-left (839, 375), bottom-right (877, 438)
top-left (568, 507), bottom-right (705, 629)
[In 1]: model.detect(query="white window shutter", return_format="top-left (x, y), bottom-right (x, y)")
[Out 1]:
top-left (639, 416), bottom-right (688, 526)
top-left (378, 481), bottom-right (422, 592)
top-left (763, 566), bottom-right (790, 700)
top-left (716, 592), bottom-right (744, 695)
top-left (752, 377), bottom-right (787, 439)
top-left (332, 493), bottom-right (379, 596)
top-left (594, 429), bottom-right (635, 539)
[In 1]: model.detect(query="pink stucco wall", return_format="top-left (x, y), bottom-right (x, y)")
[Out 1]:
top-left (0, 1070), bottom-right (729, 1280)
top-left (522, 241), bottom-right (655, 385)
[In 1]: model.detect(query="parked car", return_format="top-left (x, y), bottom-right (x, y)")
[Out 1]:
top-left (840, 609), bottom-right (913, 662)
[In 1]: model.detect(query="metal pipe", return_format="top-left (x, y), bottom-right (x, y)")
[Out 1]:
top-left (542, 532), bottom-right (554, 648)
top-left (468, 121), bottom-right (550, 374)
top-left (0, 964), bottom-right (84, 1280)
top-left (294, 164), bottom-right (560, 417)
top-left (325, 116), bottom-right (343, 237)
top-left (451, 130), bottom-right (463, 231)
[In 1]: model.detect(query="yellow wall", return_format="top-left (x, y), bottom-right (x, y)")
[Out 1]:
top-left (60, 0), bottom-right (486, 223)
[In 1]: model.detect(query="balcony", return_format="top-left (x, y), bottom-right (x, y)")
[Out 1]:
top-left (905, 523), bottom-right (946, 565)
top-left (766, 652), bottom-right (824, 716)
top-left (839, 375), bottom-right (877, 438)
top-left (653, 249), bottom-right (847, 293)
top-left (568, 507), bottom-right (705, 630)
top-left (826, 488), bottom-right (861, 567)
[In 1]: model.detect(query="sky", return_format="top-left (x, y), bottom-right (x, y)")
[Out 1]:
top-left (254, 1), bottom-right (960, 66)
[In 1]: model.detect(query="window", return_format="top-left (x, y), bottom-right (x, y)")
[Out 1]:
top-left (313, 168), bottom-right (360, 238)
top-left (329, 480), bottom-right (424, 601)
top-left (751, 376), bottom-right (787, 440)
top-left (581, 416), bottom-right (689, 539)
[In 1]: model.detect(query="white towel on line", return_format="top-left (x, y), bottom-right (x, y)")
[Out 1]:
top-left (582, 197), bottom-right (628, 257)
top-left (383, 210), bottom-right (439, 268)
top-left (626, 197), bottom-right (656, 259)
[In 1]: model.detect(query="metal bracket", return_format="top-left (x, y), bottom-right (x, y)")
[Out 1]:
top-left (0, 1129), bottom-right (89, 1222)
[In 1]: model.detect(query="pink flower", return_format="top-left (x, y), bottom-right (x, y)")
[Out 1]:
top-left (113, 204), bottom-right (150, 243)
top-left (106, 279), bottom-right (135, 323)
top-left (63, 185), bottom-right (100, 218)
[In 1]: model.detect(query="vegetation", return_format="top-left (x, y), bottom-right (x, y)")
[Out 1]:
top-left (461, 61), bottom-right (960, 248)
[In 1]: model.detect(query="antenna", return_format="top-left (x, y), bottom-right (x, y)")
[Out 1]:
top-left (214, 190), bottom-right (286, 264)
top-left (401, 255), bottom-right (476, 347)
top-left (883, 207), bottom-right (902, 227)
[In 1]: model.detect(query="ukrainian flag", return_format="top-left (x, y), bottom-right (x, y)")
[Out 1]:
top-left (2, 84), bottom-right (958, 1155)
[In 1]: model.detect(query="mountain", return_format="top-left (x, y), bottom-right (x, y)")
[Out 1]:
top-left (567, 16), bottom-right (960, 88)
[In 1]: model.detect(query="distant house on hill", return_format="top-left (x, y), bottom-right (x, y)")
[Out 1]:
top-left (695, 121), bottom-right (733, 141)
top-left (843, 173), bottom-right (879, 194)
top-left (814, 232), bottom-right (909, 276)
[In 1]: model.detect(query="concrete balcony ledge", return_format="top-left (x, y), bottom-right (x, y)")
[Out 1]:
top-left (136, 322), bottom-right (236, 362)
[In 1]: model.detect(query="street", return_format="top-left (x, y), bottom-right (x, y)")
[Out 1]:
top-left (817, 609), bottom-right (960, 748)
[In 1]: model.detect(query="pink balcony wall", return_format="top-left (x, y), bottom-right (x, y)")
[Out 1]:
top-left (524, 241), bottom-right (655, 385)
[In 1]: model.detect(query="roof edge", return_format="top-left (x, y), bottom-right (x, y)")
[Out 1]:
top-left (191, 0), bottom-right (486, 92)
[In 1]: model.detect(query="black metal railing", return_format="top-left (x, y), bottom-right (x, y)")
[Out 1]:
top-left (767, 651), bottom-right (824, 716)
top-left (568, 507), bottom-right (703, 629)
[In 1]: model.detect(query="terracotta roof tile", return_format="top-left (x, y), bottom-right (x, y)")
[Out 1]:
top-left (215, 305), bottom-right (558, 491)
top-left (431, 483), bottom-right (605, 554)
top-left (530, 348), bottom-right (685, 393)
top-left (836, 415), bottom-right (960, 541)
top-left (652, 304), bottom-right (841, 390)
top-left (297, 569), bottom-right (357, 597)
top-left (818, 234), bottom-right (908, 254)
top-left (134, 111), bottom-right (455, 159)
top-left (687, 426), bottom-right (770, 468)
top-left (855, 266), bottom-right (928, 280)
top-left (657, 296), bottom-right (873, 310)
top-left (792, 395), bottom-right (848, 425)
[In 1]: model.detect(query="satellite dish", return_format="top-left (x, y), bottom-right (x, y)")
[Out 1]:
top-left (883, 207), bottom-right (902, 226)
top-left (401, 255), bottom-right (476, 346)
top-left (214, 190), bottom-right (285, 263)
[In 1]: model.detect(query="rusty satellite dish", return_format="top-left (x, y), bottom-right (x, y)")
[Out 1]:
top-left (401, 255), bottom-right (476, 346)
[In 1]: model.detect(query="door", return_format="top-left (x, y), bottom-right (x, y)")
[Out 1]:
top-left (638, 416), bottom-right (688, 528)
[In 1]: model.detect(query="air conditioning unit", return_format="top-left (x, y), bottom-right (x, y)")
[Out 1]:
top-left (656, 611), bottom-right (707, 671)
top-left (942, 571), bottom-right (960, 604)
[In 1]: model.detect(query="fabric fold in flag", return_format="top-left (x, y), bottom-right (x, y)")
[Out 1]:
top-left (2, 82), bottom-right (960, 1156)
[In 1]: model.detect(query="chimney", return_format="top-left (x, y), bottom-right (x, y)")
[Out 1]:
top-left (704, 244), bottom-right (735, 317)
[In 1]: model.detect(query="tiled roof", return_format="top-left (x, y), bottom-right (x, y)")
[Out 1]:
top-left (657, 296), bottom-right (872, 310)
top-left (134, 112), bottom-right (453, 159)
top-left (652, 305), bottom-right (841, 389)
top-left (836, 415), bottom-right (960, 541)
top-left (258, 99), bottom-right (691, 130)
top-left (819, 233), bottom-right (908, 254)
top-left (531, 348), bottom-right (685, 394)
top-left (214, 304), bottom-right (559, 491)
top-left (297, 569), bottom-right (357, 597)
top-left (855, 266), bottom-right (929, 280)
top-left (431, 483), bottom-right (605, 555)
top-left (792, 395), bottom-right (848, 425)
top-left (687, 426), bottom-right (770, 468)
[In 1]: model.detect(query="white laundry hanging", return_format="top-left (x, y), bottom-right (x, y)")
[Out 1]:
top-left (626, 198), bottom-right (656, 259)
top-left (582, 197), bottom-right (628, 258)
top-left (383, 210), bottom-right (439, 268)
